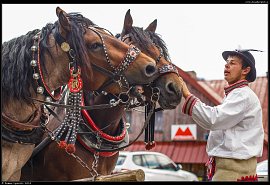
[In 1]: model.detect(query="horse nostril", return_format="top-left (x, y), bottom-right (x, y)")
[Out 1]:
top-left (166, 82), bottom-right (177, 95)
top-left (145, 64), bottom-right (157, 77)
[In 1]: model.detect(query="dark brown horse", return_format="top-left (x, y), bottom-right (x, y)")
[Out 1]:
top-left (1, 7), bottom-right (158, 181)
top-left (20, 9), bottom-right (183, 181)
top-left (119, 9), bottom-right (183, 109)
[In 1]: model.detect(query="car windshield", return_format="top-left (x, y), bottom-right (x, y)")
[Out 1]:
top-left (116, 155), bottom-right (126, 165)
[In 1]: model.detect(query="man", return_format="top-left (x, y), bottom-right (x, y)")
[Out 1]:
top-left (179, 49), bottom-right (264, 181)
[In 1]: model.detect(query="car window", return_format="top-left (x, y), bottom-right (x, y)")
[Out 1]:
top-left (116, 155), bottom-right (126, 165)
top-left (156, 155), bottom-right (178, 171)
top-left (133, 155), bottom-right (144, 166)
top-left (135, 154), bottom-right (162, 169)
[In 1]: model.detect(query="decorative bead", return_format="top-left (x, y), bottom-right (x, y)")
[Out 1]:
top-left (45, 96), bottom-right (52, 102)
top-left (33, 73), bottom-right (40, 79)
top-left (31, 45), bottom-right (37, 51)
top-left (37, 86), bottom-right (44, 94)
top-left (30, 60), bottom-right (37, 67)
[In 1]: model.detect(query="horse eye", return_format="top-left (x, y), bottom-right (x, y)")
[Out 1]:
top-left (87, 42), bottom-right (102, 50)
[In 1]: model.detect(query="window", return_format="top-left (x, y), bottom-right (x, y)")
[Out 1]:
top-left (133, 155), bottom-right (144, 166)
top-left (125, 110), bottom-right (132, 132)
top-left (142, 154), bottom-right (162, 169)
top-left (116, 155), bottom-right (126, 165)
top-left (156, 155), bottom-right (177, 171)
top-left (154, 111), bottom-right (163, 131)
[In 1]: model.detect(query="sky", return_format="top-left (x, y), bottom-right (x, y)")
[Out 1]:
top-left (2, 4), bottom-right (268, 80)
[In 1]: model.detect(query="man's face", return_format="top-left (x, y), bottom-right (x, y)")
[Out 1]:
top-left (224, 55), bottom-right (249, 85)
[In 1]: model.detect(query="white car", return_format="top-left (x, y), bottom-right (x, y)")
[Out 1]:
top-left (113, 151), bottom-right (199, 181)
top-left (256, 159), bottom-right (268, 182)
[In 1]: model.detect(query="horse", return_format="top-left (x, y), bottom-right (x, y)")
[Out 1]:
top-left (20, 9), bottom-right (183, 181)
top-left (119, 9), bottom-right (183, 110)
top-left (1, 7), bottom-right (158, 181)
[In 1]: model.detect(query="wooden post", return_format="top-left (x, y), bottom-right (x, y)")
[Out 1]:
top-left (72, 169), bottom-right (145, 182)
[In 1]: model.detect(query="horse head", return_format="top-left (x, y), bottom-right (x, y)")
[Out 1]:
top-left (119, 9), bottom-right (183, 109)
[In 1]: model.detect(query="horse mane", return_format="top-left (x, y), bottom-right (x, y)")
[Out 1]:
top-left (2, 29), bottom-right (41, 104)
top-left (122, 26), bottom-right (171, 62)
top-left (145, 30), bottom-right (171, 62)
top-left (1, 12), bottom-right (96, 105)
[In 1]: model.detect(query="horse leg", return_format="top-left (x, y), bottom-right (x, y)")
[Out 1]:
top-left (2, 140), bottom-right (35, 181)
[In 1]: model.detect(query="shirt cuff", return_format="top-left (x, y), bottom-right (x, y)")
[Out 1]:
top-left (182, 94), bottom-right (199, 116)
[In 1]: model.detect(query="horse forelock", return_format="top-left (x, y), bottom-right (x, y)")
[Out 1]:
top-left (129, 27), bottom-right (153, 55)
top-left (2, 29), bottom-right (41, 105)
top-left (64, 13), bottom-right (98, 83)
top-left (129, 27), bottom-right (171, 62)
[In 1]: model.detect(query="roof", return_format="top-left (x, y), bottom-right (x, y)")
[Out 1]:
top-left (125, 141), bottom-right (208, 164)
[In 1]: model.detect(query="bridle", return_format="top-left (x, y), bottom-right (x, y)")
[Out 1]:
top-left (88, 26), bottom-right (142, 94)
top-left (119, 33), bottom-right (179, 76)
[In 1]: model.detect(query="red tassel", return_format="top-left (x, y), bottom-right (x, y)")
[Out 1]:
top-left (66, 144), bottom-right (76, 154)
top-left (145, 141), bottom-right (156, 150)
top-left (58, 141), bottom-right (67, 149)
top-left (237, 174), bottom-right (258, 181)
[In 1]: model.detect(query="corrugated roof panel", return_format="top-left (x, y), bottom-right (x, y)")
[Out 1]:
top-left (171, 142), bottom-right (183, 162)
top-left (182, 142), bottom-right (193, 163)
top-left (188, 142), bottom-right (199, 163)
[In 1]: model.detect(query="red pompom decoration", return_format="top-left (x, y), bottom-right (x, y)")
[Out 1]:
top-left (58, 141), bottom-right (67, 149)
top-left (66, 144), bottom-right (76, 154)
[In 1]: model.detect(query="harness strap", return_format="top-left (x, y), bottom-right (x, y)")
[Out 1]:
top-left (30, 97), bottom-right (114, 110)
top-left (2, 124), bottom-right (45, 144)
top-left (92, 63), bottom-right (115, 78)
top-left (2, 107), bottom-right (42, 131)
top-left (88, 102), bottom-right (155, 152)
top-left (31, 136), bottom-right (53, 158)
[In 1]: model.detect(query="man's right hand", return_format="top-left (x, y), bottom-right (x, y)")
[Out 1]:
top-left (179, 77), bottom-right (191, 99)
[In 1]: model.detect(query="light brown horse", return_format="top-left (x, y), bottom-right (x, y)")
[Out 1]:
top-left (1, 7), bottom-right (158, 181)
top-left (20, 9), bottom-right (183, 181)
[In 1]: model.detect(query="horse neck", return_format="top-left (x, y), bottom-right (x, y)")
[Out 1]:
top-left (88, 95), bottom-right (125, 135)
top-left (4, 51), bottom-right (70, 122)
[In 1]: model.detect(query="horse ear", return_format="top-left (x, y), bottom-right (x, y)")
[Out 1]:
top-left (56, 7), bottom-right (71, 33)
top-left (145, 19), bottom-right (157, 33)
top-left (121, 9), bottom-right (133, 36)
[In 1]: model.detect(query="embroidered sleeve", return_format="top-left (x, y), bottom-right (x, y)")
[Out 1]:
top-left (182, 94), bottom-right (199, 116)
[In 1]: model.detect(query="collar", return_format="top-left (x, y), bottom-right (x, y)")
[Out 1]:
top-left (224, 79), bottom-right (249, 96)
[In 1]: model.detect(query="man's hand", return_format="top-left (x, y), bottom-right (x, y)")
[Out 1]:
top-left (179, 77), bottom-right (191, 98)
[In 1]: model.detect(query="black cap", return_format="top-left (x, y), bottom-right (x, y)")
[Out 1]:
top-left (222, 49), bottom-right (263, 82)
